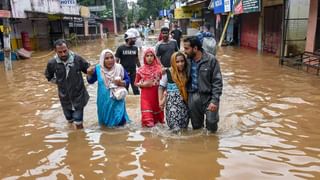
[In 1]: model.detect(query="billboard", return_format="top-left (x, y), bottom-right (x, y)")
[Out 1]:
top-left (60, 0), bottom-right (77, 6)
top-left (213, 0), bottom-right (233, 14)
top-left (234, 0), bottom-right (261, 14)
top-left (174, 5), bottom-right (202, 19)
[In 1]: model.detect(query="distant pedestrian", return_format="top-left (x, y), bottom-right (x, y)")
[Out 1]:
top-left (155, 27), bottom-right (179, 68)
top-left (87, 49), bottom-right (130, 127)
top-left (135, 48), bottom-right (164, 127)
top-left (171, 23), bottom-right (183, 49)
top-left (183, 36), bottom-right (223, 133)
top-left (115, 32), bottom-right (141, 95)
top-left (45, 39), bottom-right (90, 129)
top-left (159, 52), bottom-right (189, 131)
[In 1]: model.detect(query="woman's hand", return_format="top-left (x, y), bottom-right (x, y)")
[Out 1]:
top-left (141, 80), bottom-right (154, 87)
top-left (113, 78), bottom-right (125, 86)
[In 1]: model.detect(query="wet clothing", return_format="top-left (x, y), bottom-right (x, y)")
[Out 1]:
top-left (115, 44), bottom-right (140, 95)
top-left (135, 48), bottom-right (164, 127)
top-left (155, 39), bottom-right (179, 67)
top-left (45, 53), bottom-right (90, 123)
top-left (160, 70), bottom-right (189, 130)
top-left (63, 108), bottom-right (83, 124)
top-left (186, 52), bottom-right (223, 132)
top-left (87, 65), bottom-right (130, 127)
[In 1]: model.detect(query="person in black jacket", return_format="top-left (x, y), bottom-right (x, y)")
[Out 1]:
top-left (45, 39), bottom-right (91, 129)
top-left (183, 36), bottom-right (223, 133)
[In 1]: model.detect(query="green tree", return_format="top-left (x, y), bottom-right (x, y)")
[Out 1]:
top-left (136, 0), bottom-right (171, 21)
top-left (77, 0), bottom-right (128, 19)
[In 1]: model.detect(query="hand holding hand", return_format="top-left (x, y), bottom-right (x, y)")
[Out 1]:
top-left (207, 103), bottom-right (218, 112)
top-left (113, 77), bottom-right (123, 86)
top-left (87, 65), bottom-right (95, 76)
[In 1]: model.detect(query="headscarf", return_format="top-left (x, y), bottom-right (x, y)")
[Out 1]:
top-left (137, 48), bottom-right (162, 83)
top-left (170, 52), bottom-right (188, 102)
top-left (99, 49), bottom-right (124, 88)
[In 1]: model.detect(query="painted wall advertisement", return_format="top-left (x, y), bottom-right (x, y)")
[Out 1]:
top-left (234, 0), bottom-right (261, 14)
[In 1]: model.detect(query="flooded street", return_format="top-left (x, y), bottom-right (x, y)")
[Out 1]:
top-left (0, 37), bottom-right (319, 179)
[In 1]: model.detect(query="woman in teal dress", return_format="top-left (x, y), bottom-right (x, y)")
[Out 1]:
top-left (87, 49), bottom-right (130, 127)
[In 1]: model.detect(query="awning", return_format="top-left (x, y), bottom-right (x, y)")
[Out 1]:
top-left (0, 10), bottom-right (11, 18)
top-left (187, 0), bottom-right (207, 6)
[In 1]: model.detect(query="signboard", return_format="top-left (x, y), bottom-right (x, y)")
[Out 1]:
top-left (80, 6), bottom-right (90, 18)
top-left (60, 0), bottom-right (77, 6)
top-left (234, 0), bottom-right (261, 14)
top-left (213, 0), bottom-right (233, 14)
top-left (0, 10), bottom-right (11, 18)
top-left (174, 5), bottom-right (202, 19)
top-left (88, 5), bottom-right (106, 12)
top-left (159, 10), bottom-right (171, 17)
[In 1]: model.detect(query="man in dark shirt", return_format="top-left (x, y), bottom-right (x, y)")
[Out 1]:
top-left (45, 39), bottom-right (90, 129)
top-left (171, 23), bottom-right (183, 49)
top-left (155, 27), bottom-right (179, 68)
top-left (115, 32), bottom-right (141, 95)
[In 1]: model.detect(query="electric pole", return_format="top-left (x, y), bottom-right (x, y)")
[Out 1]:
top-left (112, 0), bottom-right (118, 35)
top-left (3, 0), bottom-right (12, 71)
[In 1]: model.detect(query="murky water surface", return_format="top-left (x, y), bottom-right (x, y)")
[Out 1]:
top-left (0, 37), bottom-right (319, 179)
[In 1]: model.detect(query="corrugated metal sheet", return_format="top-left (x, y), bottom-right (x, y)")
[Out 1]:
top-left (240, 13), bottom-right (259, 49)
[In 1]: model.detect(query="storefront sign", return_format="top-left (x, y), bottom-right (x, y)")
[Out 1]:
top-left (159, 10), bottom-right (171, 17)
top-left (234, 0), bottom-right (261, 14)
top-left (174, 5), bottom-right (202, 19)
top-left (60, 0), bottom-right (77, 6)
top-left (88, 5), bottom-right (106, 12)
top-left (80, 6), bottom-right (90, 18)
top-left (213, 0), bottom-right (233, 14)
top-left (0, 10), bottom-right (11, 18)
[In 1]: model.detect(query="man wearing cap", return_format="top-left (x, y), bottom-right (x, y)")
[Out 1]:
top-left (115, 32), bottom-right (141, 95)
top-left (127, 23), bottom-right (143, 52)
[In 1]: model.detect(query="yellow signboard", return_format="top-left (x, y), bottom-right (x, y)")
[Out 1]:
top-left (174, 5), bottom-right (202, 19)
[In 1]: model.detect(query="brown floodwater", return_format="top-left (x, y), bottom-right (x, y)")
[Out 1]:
top-left (0, 37), bottom-right (319, 179)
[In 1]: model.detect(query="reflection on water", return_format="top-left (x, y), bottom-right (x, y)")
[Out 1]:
top-left (0, 38), bottom-right (319, 179)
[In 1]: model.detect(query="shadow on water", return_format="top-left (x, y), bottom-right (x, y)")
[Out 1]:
top-left (0, 38), bottom-right (319, 179)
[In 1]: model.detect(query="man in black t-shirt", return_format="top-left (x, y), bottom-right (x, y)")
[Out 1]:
top-left (115, 32), bottom-right (141, 95)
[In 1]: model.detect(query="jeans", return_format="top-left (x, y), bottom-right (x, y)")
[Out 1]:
top-left (188, 92), bottom-right (219, 132)
top-left (62, 108), bottom-right (84, 125)
top-left (127, 71), bottom-right (140, 95)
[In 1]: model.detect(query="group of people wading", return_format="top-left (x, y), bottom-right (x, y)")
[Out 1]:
top-left (45, 27), bottom-right (223, 133)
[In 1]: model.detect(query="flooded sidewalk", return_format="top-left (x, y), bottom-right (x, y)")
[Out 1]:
top-left (0, 40), bottom-right (319, 179)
